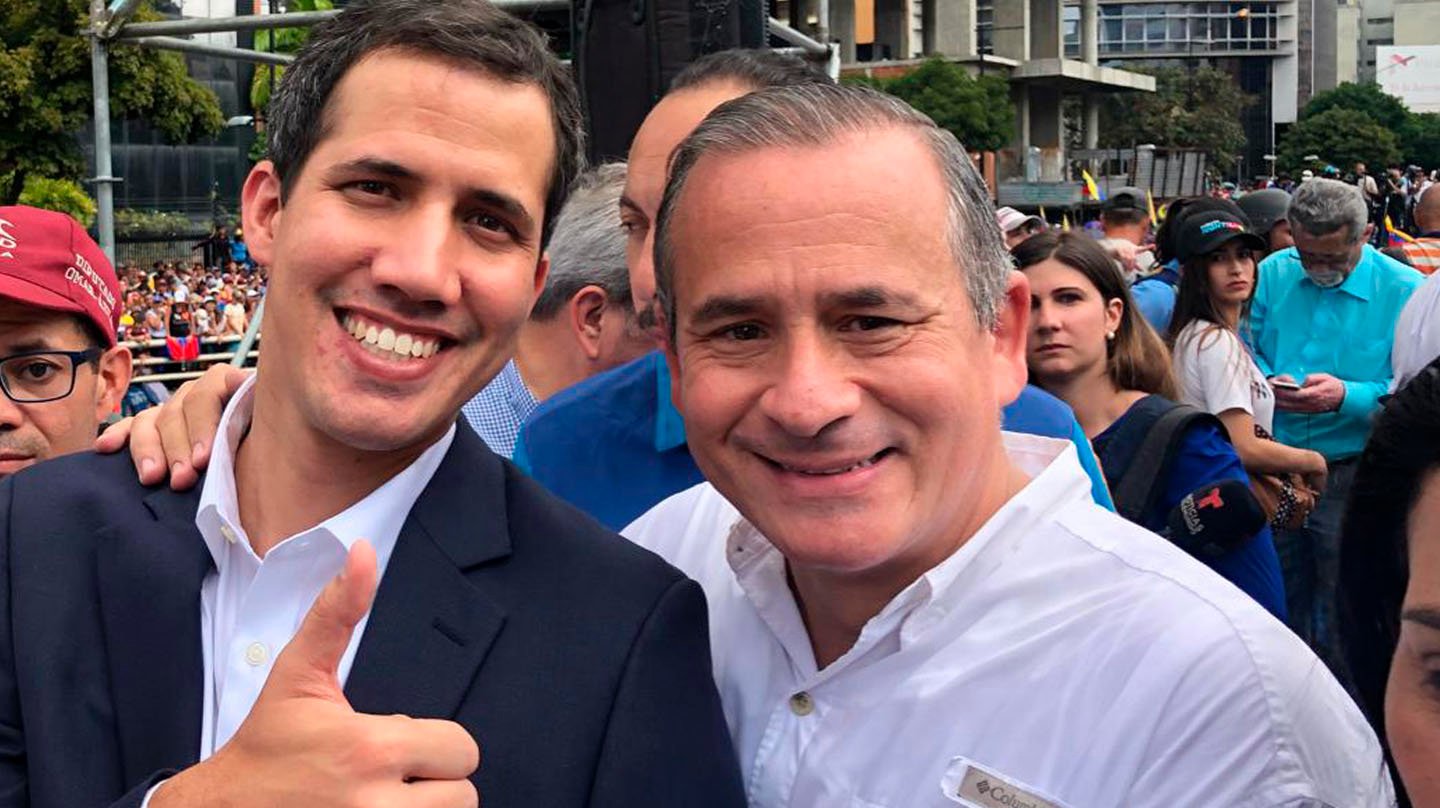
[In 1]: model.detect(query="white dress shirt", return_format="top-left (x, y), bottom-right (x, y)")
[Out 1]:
top-left (1393, 268), bottom-right (1440, 391)
top-left (624, 433), bottom-right (1392, 808)
top-left (193, 375), bottom-right (454, 757)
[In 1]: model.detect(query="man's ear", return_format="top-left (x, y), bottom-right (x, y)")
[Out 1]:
top-left (92, 345), bottom-right (133, 423)
top-left (990, 270), bottom-right (1031, 407)
top-left (567, 285), bottom-right (609, 361)
top-left (532, 251), bottom-right (551, 304)
top-left (241, 161), bottom-right (283, 269)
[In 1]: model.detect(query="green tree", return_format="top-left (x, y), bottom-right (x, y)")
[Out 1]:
top-left (248, 0), bottom-right (332, 161)
top-left (852, 57), bottom-right (1016, 152)
top-left (1401, 112), bottom-right (1440, 169)
top-left (1098, 65), bottom-right (1253, 173)
top-left (1301, 82), bottom-right (1410, 133)
top-left (17, 175), bottom-right (96, 226)
top-left (1277, 107), bottom-right (1401, 174)
top-left (0, 0), bottom-right (224, 205)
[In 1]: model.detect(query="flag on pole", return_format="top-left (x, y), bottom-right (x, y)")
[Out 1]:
top-left (1147, 190), bottom-right (1158, 224)
top-left (1386, 215), bottom-right (1416, 246)
top-left (1081, 169), bottom-right (1102, 202)
top-left (1062, 214), bottom-right (1072, 232)
top-left (1039, 205), bottom-right (1048, 226)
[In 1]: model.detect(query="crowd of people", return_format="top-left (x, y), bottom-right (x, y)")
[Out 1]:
top-left (0, 1), bottom-right (1437, 805)
top-left (114, 259), bottom-right (263, 347)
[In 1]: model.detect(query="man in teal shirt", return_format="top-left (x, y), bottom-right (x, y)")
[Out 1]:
top-left (1248, 177), bottom-right (1422, 677)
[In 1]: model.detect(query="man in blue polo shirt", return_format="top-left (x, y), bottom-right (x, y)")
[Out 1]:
top-left (1247, 177), bottom-right (1423, 676)
top-left (514, 50), bottom-right (1113, 531)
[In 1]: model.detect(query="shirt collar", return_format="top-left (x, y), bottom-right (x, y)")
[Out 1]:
top-left (723, 433), bottom-right (1087, 674)
top-left (652, 353), bottom-right (688, 452)
top-left (195, 373), bottom-right (457, 568)
top-left (499, 359), bottom-right (540, 416)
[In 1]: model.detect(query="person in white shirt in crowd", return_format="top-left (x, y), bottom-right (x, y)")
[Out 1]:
top-left (1168, 210), bottom-right (1328, 498)
top-left (624, 81), bottom-right (1391, 807)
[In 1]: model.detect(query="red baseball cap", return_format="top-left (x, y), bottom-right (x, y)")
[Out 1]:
top-left (0, 206), bottom-right (120, 346)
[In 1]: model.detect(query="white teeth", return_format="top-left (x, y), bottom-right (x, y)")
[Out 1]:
top-left (785, 455), bottom-right (880, 476)
top-left (341, 313), bottom-right (442, 362)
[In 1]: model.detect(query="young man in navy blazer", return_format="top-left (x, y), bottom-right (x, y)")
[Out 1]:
top-left (0, 2), bottom-right (741, 806)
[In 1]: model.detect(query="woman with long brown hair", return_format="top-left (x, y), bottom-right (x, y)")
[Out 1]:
top-left (1013, 230), bottom-right (1285, 618)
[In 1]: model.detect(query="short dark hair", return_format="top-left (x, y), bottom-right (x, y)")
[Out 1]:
top-left (1101, 207), bottom-right (1148, 229)
top-left (668, 48), bottom-right (829, 94)
top-left (73, 314), bottom-right (111, 359)
top-left (266, 0), bottom-right (585, 248)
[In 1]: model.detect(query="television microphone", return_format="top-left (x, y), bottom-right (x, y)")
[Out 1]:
top-left (1163, 480), bottom-right (1268, 559)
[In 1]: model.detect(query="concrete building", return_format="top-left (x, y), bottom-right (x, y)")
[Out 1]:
top-left (782, 0), bottom-right (1155, 202)
top-left (1358, 0), bottom-right (1440, 81)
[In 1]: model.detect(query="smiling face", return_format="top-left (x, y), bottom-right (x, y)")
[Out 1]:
top-left (664, 128), bottom-right (1028, 585)
top-left (242, 50), bottom-right (554, 454)
top-left (1203, 239), bottom-right (1257, 307)
top-left (1023, 258), bottom-right (1122, 389)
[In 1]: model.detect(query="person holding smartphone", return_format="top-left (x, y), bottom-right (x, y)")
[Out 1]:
top-left (1168, 211), bottom-right (1328, 500)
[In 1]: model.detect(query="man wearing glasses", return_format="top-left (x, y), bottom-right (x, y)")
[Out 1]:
top-left (0, 206), bottom-right (131, 477)
top-left (1247, 178), bottom-right (1422, 682)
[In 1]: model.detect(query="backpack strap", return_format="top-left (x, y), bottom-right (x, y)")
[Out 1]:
top-left (1092, 396), bottom-right (1227, 525)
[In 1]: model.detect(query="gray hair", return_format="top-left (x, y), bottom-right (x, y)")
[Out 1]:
top-left (530, 163), bottom-right (631, 321)
top-left (654, 82), bottom-right (1010, 336)
top-left (1287, 177), bottom-right (1370, 243)
top-left (669, 48), bottom-right (829, 94)
top-left (266, 0), bottom-right (584, 249)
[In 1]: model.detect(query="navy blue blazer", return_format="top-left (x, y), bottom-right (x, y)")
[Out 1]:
top-left (0, 424), bottom-right (745, 807)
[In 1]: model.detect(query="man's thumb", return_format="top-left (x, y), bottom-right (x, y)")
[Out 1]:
top-left (271, 540), bottom-right (378, 697)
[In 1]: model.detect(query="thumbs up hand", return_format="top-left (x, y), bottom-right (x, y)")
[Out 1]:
top-left (151, 542), bottom-right (480, 807)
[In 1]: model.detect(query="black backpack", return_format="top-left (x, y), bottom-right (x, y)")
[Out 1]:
top-left (1091, 395), bottom-right (1227, 530)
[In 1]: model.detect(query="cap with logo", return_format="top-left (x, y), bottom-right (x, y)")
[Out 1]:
top-left (0, 206), bottom-right (120, 347)
top-left (1103, 186), bottom-right (1147, 213)
top-left (1176, 211), bottom-right (1268, 264)
top-left (995, 206), bottom-right (1044, 234)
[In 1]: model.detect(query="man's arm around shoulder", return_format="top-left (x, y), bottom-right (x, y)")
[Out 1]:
top-left (587, 576), bottom-right (744, 807)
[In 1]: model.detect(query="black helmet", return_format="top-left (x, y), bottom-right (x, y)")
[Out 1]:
top-left (1237, 189), bottom-right (1291, 238)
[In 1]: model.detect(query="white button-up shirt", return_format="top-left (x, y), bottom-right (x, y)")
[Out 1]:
top-left (192, 374), bottom-right (454, 757)
top-left (624, 433), bottom-right (1393, 808)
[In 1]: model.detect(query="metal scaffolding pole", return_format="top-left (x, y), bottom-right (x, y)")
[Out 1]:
top-left (128, 36), bottom-right (295, 66)
top-left (89, 0), bottom-right (122, 265)
top-left (113, 10), bottom-right (340, 39)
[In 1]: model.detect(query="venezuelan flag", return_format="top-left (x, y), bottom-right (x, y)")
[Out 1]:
top-left (1386, 215), bottom-right (1416, 246)
top-left (1081, 169), bottom-right (1102, 202)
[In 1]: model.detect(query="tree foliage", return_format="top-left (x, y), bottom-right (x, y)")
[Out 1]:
top-left (1277, 107), bottom-right (1401, 174)
top-left (17, 175), bottom-right (95, 227)
top-left (1097, 65), bottom-right (1254, 173)
top-left (846, 58), bottom-right (1016, 152)
top-left (1402, 113), bottom-right (1440, 169)
top-left (250, 0), bottom-right (333, 113)
top-left (1301, 82), bottom-right (1410, 133)
top-left (0, 0), bottom-right (224, 205)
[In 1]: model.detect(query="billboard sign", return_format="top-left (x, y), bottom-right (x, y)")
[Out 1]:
top-left (1377, 46), bottom-right (1440, 113)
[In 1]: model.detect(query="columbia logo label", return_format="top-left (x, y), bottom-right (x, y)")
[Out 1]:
top-left (956, 765), bottom-right (1060, 808)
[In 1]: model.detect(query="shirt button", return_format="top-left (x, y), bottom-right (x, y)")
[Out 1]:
top-left (789, 692), bottom-right (814, 716)
top-left (219, 525), bottom-right (238, 544)
top-left (244, 642), bottom-right (268, 667)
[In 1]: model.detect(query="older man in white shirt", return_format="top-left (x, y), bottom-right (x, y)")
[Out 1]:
top-left (624, 82), bottom-right (1391, 807)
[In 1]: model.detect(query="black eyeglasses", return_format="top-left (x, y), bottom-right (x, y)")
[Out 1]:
top-left (0, 348), bottom-right (105, 404)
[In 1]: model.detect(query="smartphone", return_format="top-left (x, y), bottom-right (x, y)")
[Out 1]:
top-left (1269, 378), bottom-right (1302, 391)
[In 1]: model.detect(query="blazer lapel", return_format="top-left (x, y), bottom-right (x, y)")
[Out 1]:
top-left (345, 426), bottom-right (510, 719)
top-left (96, 483), bottom-right (211, 783)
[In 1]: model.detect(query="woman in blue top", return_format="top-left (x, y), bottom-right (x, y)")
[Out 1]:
top-left (1012, 231), bottom-right (1287, 619)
